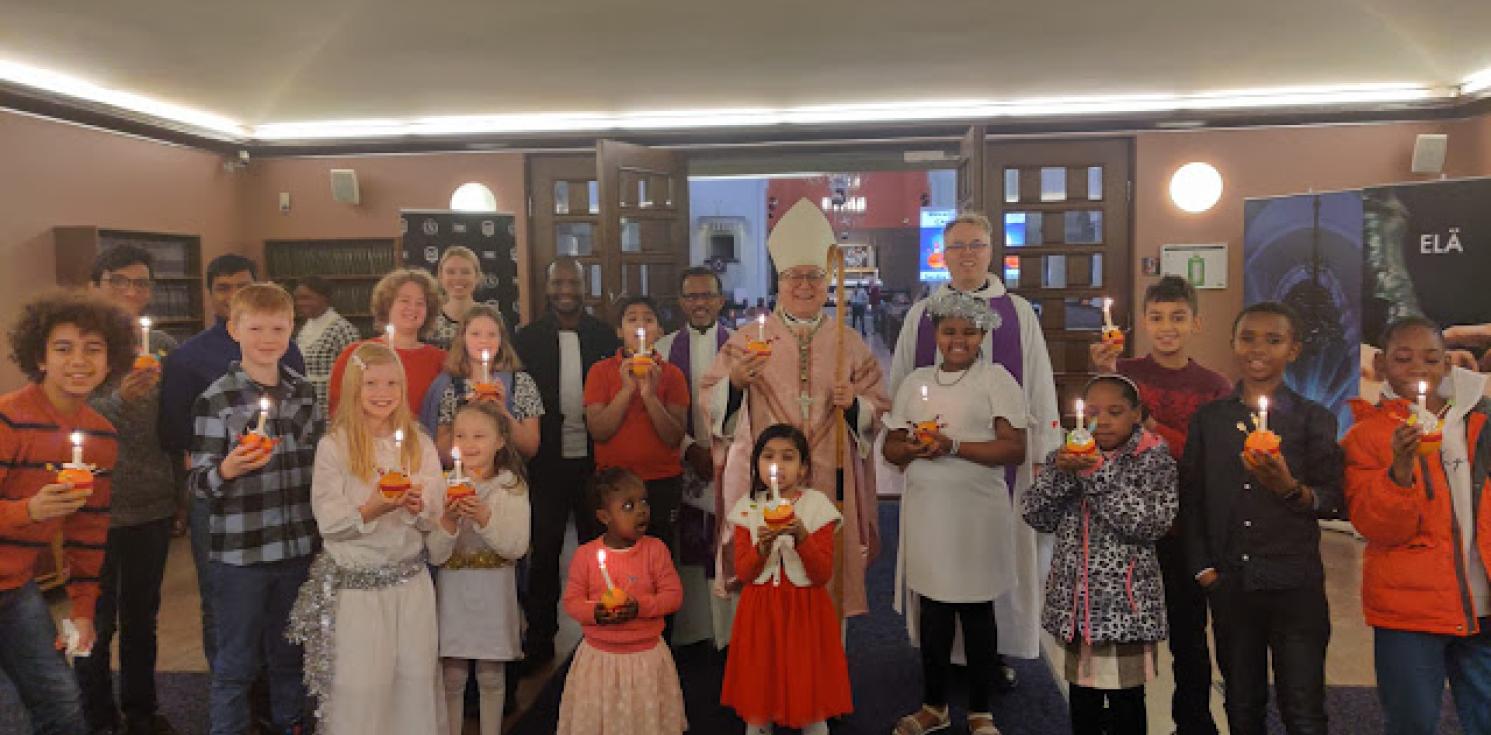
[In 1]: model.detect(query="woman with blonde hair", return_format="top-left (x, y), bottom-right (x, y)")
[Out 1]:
top-left (431, 246), bottom-right (483, 351)
top-left (327, 268), bottom-right (448, 413)
top-left (289, 341), bottom-right (446, 735)
top-left (419, 303), bottom-right (543, 459)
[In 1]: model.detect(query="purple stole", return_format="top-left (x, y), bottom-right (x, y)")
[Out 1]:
top-left (915, 293), bottom-right (1023, 492)
top-left (666, 324), bottom-right (731, 435)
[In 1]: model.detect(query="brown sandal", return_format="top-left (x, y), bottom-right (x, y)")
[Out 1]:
top-left (891, 704), bottom-right (950, 735)
top-left (968, 712), bottom-right (1001, 735)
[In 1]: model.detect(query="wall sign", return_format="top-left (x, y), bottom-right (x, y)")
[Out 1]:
top-left (1159, 243), bottom-right (1227, 289)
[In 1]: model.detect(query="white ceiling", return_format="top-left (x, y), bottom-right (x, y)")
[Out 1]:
top-left (1, 0), bottom-right (1489, 131)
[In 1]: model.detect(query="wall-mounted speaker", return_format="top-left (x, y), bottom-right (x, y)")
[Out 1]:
top-left (1411, 134), bottom-right (1448, 175)
top-left (330, 169), bottom-right (360, 205)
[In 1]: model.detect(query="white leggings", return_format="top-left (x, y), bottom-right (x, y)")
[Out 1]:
top-left (442, 658), bottom-right (506, 735)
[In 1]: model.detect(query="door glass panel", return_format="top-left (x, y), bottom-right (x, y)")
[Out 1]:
top-left (553, 181), bottom-right (570, 215)
top-left (1002, 255), bottom-right (1021, 285)
top-left (1061, 296), bottom-right (1105, 330)
top-left (1044, 256), bottom-right (1067, 288)
top-left (1087, 166), bottom-right (1104, 201)
top-left (1090, 253), bottom-right (1104, 287)
top-left (589, 264), bottom-right (602, 297)
top-left (588, 181), bottom-right (600, 214)
top-left (638, 178), bottom-right (651, 209)
top-left (621, 219), bottom-right (642, 252)
top-left (1004, 212), bottom-right (1043, 246)
top-left (1040, 167), bottom-right (1067, 202)
top-left (1064, 210), bottom-right (1103, 244)
top-left (555, 223), bottom-right (594, 256)
top-left (1004, 168), bottom-right (1020, 203)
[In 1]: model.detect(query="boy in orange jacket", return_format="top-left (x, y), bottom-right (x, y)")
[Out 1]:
top-left (1342, 316), bottom-right (1491, 734)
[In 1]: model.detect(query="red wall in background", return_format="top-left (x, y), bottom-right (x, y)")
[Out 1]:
top-left (766, 171), bottom-right (930, 232)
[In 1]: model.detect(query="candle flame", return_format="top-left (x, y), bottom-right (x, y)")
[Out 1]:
top-left (394, 429), bottom-right (404, 443)
top-left (769, 463), bottom-right (778, 479)
top-left (451, 447), bottom-right (461, 462)
top-left (481, 349), bottom-right (490, 363)
top-left (1103, 297), bottom-right (1113, 309)
top-left (597, 548), bottom-right (607, 567)
top-left (259, 397), bottom-right (270, 412)
top-left (1418, 380), bottom-right (1428, 397)
top-left (70, 431), bottom-right (83, 447)
top-left (139, 317), bottom-right (151, 329)
top-left (920, 384), bottom-right (928, 400)
top-left (758, 314), bottom-right (766, 325)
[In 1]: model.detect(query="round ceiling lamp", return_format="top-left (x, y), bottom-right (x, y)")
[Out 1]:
top-left (450, 182), bottom-right (498, 212)
top-left (1169, 162), bottom-right (1223, 213)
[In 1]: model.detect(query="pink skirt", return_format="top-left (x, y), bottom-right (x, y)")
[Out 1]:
top-left (557, 639), bottom-right (687, 735)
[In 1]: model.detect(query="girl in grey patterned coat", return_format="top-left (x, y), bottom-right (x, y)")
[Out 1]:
top-left (1022, 375), bottom-right (1177, 735)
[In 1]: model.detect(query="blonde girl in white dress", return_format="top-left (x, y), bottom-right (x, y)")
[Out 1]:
top-left (427, 401), bottom-right (531, 735)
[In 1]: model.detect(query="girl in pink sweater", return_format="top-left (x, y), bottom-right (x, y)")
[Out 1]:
top-left (558, 467), bottom-right (686, 734)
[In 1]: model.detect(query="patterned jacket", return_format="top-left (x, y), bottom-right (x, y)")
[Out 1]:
top-left (1023, 429), bottom-right (1177, 644)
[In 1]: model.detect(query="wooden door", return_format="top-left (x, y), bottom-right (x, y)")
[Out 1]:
top-left (526, 154), bottom-right (605, 321)
top-left (985, 138), bottom-right (1133, 426)
top-left (956, 125), bottom-right (988, 216)
top-left (596, 139), bottom-right (692, 329)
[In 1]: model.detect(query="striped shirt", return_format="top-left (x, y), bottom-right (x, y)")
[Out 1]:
top-left (188, 362), bottom-right (322, 566)
top-left (0, 383), bottom-right (116, 619)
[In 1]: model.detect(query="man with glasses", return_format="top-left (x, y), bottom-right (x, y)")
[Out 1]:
top-left (887, 211), bottom-right (1062, 692)
top-left (701, 199), bottom-right (890, 621)
top-left (655, 266), bottom-right (734, 646)
top-left (76, 245), bottom-right (182, 734)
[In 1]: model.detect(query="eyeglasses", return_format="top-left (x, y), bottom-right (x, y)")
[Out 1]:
top-left (681, 292), bottom-right (721, 302)
top-left (779, 269), bottom-right (827, 285)
top-left (944, 241), bottom-right (990, 252)
top-left (103, 275), bottom-right (154, 292)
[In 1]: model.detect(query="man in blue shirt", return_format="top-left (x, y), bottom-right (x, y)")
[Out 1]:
top-left (158, 254), bottom-right (304, 671)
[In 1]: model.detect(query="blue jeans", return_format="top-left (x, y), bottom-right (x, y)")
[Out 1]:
top-left (208, 557), bottom-right (310, 734)
top-left (1375, 619), bottom-right (1491, 735)
top-left (190, 495), bottom-right (217, 666)
top-left (0, 582), bottom-right (87, 734)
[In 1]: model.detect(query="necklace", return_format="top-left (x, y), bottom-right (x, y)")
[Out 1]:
top-left (934, 365), bottom-right (973, 387)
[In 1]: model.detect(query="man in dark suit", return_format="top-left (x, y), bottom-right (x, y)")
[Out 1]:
top-left (513, 257), bottom-right (620, 663)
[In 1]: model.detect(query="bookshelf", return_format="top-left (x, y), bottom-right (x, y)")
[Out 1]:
top-left (265, 238), bottom-right (400, 338)
top-left (54, 226), bottom-right (205, 343)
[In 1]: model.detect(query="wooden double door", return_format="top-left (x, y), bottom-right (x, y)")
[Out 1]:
top-left (958, 129), bottom-right (1134, 425)
top-left (527, 141), bottom-right (692, 328)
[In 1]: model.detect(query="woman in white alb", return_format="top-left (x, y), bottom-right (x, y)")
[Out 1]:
top-left (884, 292), bottom-right (1028, 735)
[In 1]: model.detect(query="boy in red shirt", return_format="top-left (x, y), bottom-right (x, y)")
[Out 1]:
top-left (1, 291), bottom-right (135, 733)
top-left (584, 296), bottom-right (690, 559)
top-left (1091, 275), bottom-right (1230, 735)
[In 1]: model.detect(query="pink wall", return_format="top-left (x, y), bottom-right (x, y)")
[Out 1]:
top-left (1131, 117), bottom-right (1491, 376)
top-left (238, 150), bottom-right (529, 320)
top-left (0, 109), bottom-right (243, 390)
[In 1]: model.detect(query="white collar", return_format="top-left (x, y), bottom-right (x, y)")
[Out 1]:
top-left (936, 277), bottom-right (1005, 300)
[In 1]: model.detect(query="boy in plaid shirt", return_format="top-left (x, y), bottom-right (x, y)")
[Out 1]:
top-left (188, 284), bottom-right (322, 735)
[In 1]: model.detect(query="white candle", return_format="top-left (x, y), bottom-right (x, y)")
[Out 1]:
top-left (256, 397), bottom-right (270, 434)
top-left (769, 463), bottom-right (780, 502)
top-left (385, 323), bottom-right (396, 345)
top-left (1417, 380), bottom-right (1428, 412)
top-left (480, 349), bottom-right (491, 384)
top-left (1258, 396), bottom-right (1269, 432)
top-left (757, 313), bottom-right (766, 341)
top-left (1075, 398), bottom-right (1085, 429)
top-left (70, 431), bottom-right (84, 466)
top-left (394, 428), bottom-right (404, 472)
top-left (138, 317), bottom-right (151, 357)
top-left (451, 447), bottom-right (464, 481)
top-left (635, 327), bottom-right (647, 355)
top-left (597, 548), bottom-right (616, 591)
top-left (1101, 298), bottom-right (1115, 330)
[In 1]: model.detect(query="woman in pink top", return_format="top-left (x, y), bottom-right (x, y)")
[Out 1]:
top-left (558, 468), bottom-right (685, 735)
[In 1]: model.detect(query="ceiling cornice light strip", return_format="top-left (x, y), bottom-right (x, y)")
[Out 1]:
top-left (1464, 67), bottom-right (1491, 95)
top-left (252, 84), bottom-right (1448, 140)
top-left (0, 59), bottom-right (248, 138)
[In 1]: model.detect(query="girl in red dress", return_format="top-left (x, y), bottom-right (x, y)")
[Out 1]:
top-left (721, 424), bottom-right (852, 735)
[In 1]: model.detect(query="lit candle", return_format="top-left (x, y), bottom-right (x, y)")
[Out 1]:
top-left (1101, 297), bottom-right (1115, 330)
top-left (1258, 396), bottom-right (1269, 432)
top-left (635, 327), bottom-right (647, 355)
top-left (769, 463), bottom-right (780, 502)
top-left (757, 313), bottom-right (766, 341)
top-left (394, 428), bottom-right (404, 472)
top-left (451, 447), bottom-right (464, 481)
top-left (480, 349), bottom-right (491, 384)
top-left (138, 317), bottom-right (151, 357)
top-left (597, 548), bottom-right (616, 592)
top-left (385, 323), bottom-right (396, 345)
top-left (1075, 398), bottom-right (1086, 429)
top-left (1417, 380), bottom-right (1429, 413)
top-left (256, 397), bottom-right (270, 434)
top-left (70, 431), bottom-right (84, 466)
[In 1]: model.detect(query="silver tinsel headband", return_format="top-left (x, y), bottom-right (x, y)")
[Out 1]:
top-left (926, 291), bottom-right (1002, 332)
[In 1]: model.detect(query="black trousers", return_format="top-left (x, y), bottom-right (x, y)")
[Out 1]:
top-left (642, 475), bottom-right (682, 559)
top-left (919, 597), bottom-right (997, 712)
top-left (1156, 535), bottom-right (1219, 735)
top-left (524, 456), bottom-right (598, 646)
top-left (75, 517), bottom-right (173, 729)
top-left (1207, 576), bottom-right (1330, 735)
top-left (1069, 684), bottom-right (1147, 735)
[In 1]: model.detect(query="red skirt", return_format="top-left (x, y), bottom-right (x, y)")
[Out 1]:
top-left (721, 582), bottom-right (852, 727)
